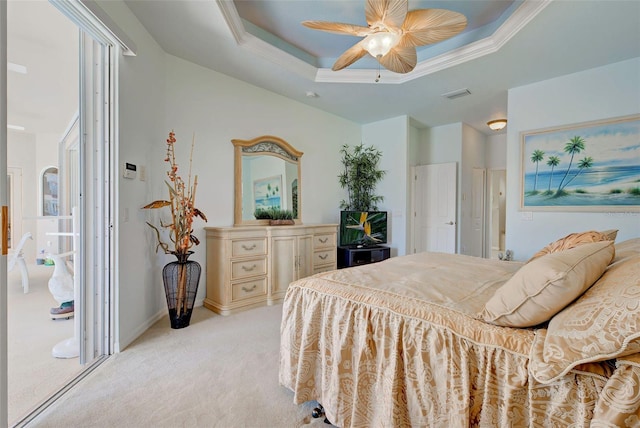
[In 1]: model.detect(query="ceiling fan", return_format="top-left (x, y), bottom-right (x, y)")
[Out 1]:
top-left (302, 0), bottom-right (467, 74)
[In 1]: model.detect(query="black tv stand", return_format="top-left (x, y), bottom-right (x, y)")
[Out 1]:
top-left (338, 245), bottom-right (391, 269)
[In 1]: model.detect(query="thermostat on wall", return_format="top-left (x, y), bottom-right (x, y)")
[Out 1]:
top-left (123, 162), bottom-right (137, 179)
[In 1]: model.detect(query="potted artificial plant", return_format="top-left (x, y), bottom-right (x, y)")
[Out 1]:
top-left (142, 130), bottom-right (207, 329)
top-left (338, 142), bottom-right (386, 211)
top-left (254, 207), bottom-right (295, 225)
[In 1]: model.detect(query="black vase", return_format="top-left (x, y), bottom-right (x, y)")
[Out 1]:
top-left (162, 251), bottom-right (201, 329)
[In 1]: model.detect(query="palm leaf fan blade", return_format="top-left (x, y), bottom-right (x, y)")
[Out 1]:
top-left (400, 9), bottom-right (467, 47)
top-left (378, 45), bottom-right (417, 73)
top-left (365, 0), bottom-right (408, 29)
top-left (301, 21), bottom-right (371, 37)
top-left (332, 41), bottom-right (368, 71)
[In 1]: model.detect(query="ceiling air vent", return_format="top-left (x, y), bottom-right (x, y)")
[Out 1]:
top-left (442, 88), bottom-right (471, 100)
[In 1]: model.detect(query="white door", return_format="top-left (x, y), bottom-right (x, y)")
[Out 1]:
top-left (469, 168), bottom-right (486, 257)
top-left (413, 162), bottom-right (457, 254)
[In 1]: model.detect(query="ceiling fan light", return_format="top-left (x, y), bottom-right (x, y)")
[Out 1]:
top-left (487, 119), bottom-right (507, 131)
top-left (363, 32), bottom-right (400, 58)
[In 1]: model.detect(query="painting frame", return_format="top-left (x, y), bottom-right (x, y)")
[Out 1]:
top-left (520, 114), bottom-right (640, 212)
top-left (253, 174), bottom-right (283, 211)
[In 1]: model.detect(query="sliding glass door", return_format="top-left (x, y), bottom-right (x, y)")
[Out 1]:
top-left (1, 2), bottom-right (9, 426)
top-left (2, 1), bottom-right (117, 425)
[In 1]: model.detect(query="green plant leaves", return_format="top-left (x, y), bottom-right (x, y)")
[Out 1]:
top-left (338, 143), bottom-right (386, 211)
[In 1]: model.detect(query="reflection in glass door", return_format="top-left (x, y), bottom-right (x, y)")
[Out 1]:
top-left (6, 1), bottom-right (115, 425)
top-left (6, 2), bottom-right (84, 423)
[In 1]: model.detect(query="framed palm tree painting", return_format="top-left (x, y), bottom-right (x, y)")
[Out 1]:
top-left (520, 114), bottom-right (640, 212)
top-left (253, 175), bottom-right (282, 211)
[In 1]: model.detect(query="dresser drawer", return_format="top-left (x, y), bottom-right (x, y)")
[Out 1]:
top-left (231, 277), bottom-right (267, 302)
top-left (313, 249), bottom-right (336, 266)
top-left (231, 238), bottom-right (267, 257)
top-left (313, 233), bottom-right (336, 249)
top-left (231, 257), bottom-right (267, 280)
top-left (313, 264), bottom-right (335, 275)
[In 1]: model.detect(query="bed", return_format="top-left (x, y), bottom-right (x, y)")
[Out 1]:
top-left (279, 233), bottom-right (640, 427)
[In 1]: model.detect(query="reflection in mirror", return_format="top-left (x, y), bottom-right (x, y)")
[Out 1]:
top-left (41, 166), bottom-right (59, 216)
top-left (233, 136), bottom-right (303, 226)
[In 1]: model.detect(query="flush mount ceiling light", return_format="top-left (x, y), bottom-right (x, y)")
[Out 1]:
top-left (302, 0), bottom-right (467, 74)
top-left (487, 119), bottom-right (507, 131)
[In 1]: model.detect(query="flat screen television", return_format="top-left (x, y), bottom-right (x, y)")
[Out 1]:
top-left (339, 211), bottom-right (388, 247)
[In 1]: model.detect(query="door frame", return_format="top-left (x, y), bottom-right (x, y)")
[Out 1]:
top-left (6, 168), bottom-right (22, 250)
top-left (486, 168), bottom-right (507, 259)
top-left (2, 2), bottom-right (9, 426)
top-left (470, 168), bottom-right (486, 258)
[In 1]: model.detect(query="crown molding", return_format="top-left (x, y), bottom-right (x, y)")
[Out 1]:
top-left (216, 0), bottom-right (552, 85)
top-left (216, 0), bottom-right (317, 80)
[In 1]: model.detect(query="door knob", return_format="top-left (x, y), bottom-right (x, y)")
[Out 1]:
top-left (445, 221), bottom-right (454, 225)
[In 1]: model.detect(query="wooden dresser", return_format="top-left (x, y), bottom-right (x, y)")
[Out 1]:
top-left (204, 224), bottom-right (337, 315)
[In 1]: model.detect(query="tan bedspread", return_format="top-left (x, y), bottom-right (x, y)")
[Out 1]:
top-left (279, 252), bottom-right (640, 427)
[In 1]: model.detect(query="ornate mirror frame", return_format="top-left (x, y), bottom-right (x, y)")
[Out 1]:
top-left (233, 135), bottom-right (303, 226)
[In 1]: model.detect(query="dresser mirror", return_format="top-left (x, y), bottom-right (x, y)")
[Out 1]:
top-left (233, 135), bottom-right (303, 226)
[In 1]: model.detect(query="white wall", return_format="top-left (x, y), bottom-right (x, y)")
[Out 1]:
top-left (506, 57), bottom-right (640, 261)
top-left (96, 0), bottom-right (167, 351)
top-left (485, 133), bottom-right (506, 169)
top-left (419, 123), bottom-right (463, 166)
top-left (362, 116), bottom-right (409, 256)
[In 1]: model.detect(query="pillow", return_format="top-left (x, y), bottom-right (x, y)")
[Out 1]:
top-left (600, 229), bottom-right (618, 241)
top-left (528, 230), bottom-right (613, 262)
top-left (529, 253), bottom-right (640, 384)
top-left (612, 237), bottom-right (640, 264)
top-left (480, 241), bottom-right (615, 328)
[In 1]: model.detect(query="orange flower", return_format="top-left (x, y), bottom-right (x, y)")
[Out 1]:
top-left (142, 130), bottom-right (207, 255)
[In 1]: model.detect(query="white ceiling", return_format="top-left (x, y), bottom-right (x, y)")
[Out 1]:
top-left (7, 0), bottom-right (640, 138)
top-left (123, 0), bottom-right (640, 135)
top-left (7, 0), bottom-right (78, 136)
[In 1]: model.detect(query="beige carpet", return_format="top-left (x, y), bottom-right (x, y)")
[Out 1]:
top-left (28, 304), bottom-right (329, 427)
top-left (7, 264), bottom-right (82, 425)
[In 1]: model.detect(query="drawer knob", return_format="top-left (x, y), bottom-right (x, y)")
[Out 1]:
top-left (242, 264), bottom-right (257, 271)
top-left (319, 237), bottom-right (328, 243)
top-left (242, 284), bottom-right (257, 293)
top-left (242, 243), bottom-right (257, 251)
top-left (319, 254), bottom-right (328, 260)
